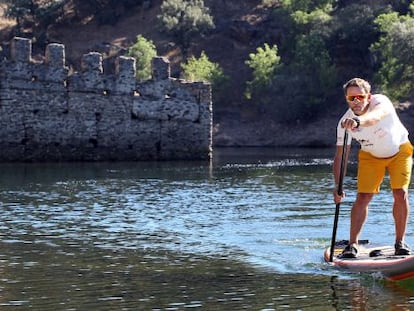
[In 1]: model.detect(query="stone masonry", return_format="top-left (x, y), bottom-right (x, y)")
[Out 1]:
top-left (0, 37), bottom-right (212, 161)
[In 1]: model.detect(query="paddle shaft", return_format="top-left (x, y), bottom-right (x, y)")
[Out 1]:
top-left (329, 130), bottom-right (349, 262)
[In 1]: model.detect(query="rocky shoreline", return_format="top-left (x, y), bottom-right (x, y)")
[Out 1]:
top-left (213, 103), bottom-right (414, 147)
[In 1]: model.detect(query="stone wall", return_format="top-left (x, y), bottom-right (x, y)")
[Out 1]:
top-left (0, 37), bottom-right (212, 161)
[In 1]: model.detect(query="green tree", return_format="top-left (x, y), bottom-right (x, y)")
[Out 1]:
top-left (265, 0), bottom-right (335, 58)
top-left (181, 51), bottom-right (229, 103)
top-left (2, 0), bottom-right (64, 34)
top-left (328, 3), bottom-right (386, 80)
top-left (258, 1), bottom-right (338, 122)
top-left (371, 12), bottom-right (414, 100)
top-left (244, 43), bottom-right (281, 102)
top-left (126, 35), bottom-right (157, 81)
top-left (279, 0), bottom-right (334, 12)
top-left (270, 34), bottom-right (337, 123)
top-left (158, 0), bottom-right (215, 47)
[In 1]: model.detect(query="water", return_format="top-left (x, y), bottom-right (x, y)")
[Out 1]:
top-left (0, 147), bottom-right (414, 310)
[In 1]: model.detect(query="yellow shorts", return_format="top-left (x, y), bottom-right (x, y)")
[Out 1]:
top-left (358, 141), bottom-right (413, 193)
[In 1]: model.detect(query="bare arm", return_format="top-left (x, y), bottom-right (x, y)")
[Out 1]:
top-left (358, 102), bottom-right (389, 127)
top-left (333, 144), bottom-right (350, 203)
top-left (342, 99), bottom-right (390, 130)
top-left (333, 145), bottom-right (350, 185)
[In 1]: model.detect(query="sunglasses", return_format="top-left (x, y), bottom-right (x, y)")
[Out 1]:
top-left (346, 94), bottom-right (367, 102)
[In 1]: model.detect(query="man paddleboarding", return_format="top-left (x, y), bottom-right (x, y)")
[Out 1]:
top-left (333, 77), bottom-right (413, 258)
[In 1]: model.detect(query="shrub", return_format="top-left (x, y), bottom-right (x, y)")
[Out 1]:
top-left (158, 0), bottom-right (215, 47)
top-left (181, 51), bottom-right (229, 103)
top-left (126, 35), bottom-right (157, 81)
top-left (245, 43), bottom-right (280, 102)
top-left (3, 0), bottom-right (64, 34)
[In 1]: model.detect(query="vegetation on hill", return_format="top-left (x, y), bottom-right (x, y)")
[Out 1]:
top-left (1, 0), bottom-right (414, 127)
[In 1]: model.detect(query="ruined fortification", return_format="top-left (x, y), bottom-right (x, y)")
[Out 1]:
top-left (0, 37), bottom-right (212, 162)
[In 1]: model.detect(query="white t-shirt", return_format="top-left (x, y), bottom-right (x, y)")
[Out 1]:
top-left (336, 94), bottom-right (409, 158)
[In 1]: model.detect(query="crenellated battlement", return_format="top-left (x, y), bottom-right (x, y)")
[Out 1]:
top-left (0, 37), bottom-right (212, 161)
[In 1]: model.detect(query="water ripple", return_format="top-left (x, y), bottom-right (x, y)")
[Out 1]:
top-left (0, 149), bottom-right (409, 309)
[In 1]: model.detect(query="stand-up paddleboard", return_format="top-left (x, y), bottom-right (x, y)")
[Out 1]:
top-left (324, 240), bottom-right (414, 281)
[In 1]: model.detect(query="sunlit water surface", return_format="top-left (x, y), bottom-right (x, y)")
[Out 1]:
top-left (0, 147), bottom-right (413, 310)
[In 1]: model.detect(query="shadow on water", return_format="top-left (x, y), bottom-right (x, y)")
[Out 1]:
top-left (1, 236), bottom-right (413, 311)
top-left (0, 147), bottom-right (412, 309)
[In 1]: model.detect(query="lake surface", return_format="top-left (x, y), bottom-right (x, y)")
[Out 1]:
top-left (0, 147), bottom-right (414, 310)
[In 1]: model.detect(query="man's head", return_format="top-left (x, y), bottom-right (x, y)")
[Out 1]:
top-left (343, 78), bottom-right (371, 94)
top-left (343, 77), bottom-right (371, 116)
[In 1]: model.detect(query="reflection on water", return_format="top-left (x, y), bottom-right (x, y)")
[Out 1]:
top-left (0, 147), bottom-right (413, 310)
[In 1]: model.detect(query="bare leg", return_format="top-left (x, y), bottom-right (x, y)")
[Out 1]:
top-left (392, 188), bottom-right (410, 243)
top-left (349, 193), bottom-right (374, 244)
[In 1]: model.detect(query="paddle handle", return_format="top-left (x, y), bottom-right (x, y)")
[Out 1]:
top-left (329, 130), bottom-right (349, 262)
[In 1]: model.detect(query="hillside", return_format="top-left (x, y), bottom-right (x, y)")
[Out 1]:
top-left (47, 0), bottom-right (267, 110)
top-left (1, 1), bottom-right (414, 147)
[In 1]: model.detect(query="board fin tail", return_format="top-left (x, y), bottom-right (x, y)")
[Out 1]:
top-left (369, 249), bottom-right (383, 257)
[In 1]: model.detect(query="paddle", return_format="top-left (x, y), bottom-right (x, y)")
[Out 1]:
top-left (329, 130), bottom-right (349, 262)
